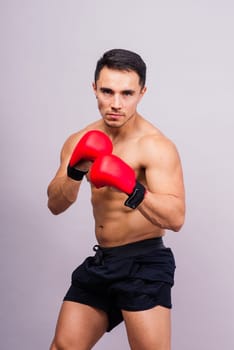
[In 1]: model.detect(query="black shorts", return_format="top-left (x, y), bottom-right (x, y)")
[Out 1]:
top-left (64, 237), bottom-right (176, 332)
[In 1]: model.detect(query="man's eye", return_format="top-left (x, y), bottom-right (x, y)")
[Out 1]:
top-left (101, 89), bottom-right (112, 95)
top-left (123, 91), bottom-right (133, 96)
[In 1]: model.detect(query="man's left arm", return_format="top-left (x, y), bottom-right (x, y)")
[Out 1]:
top-left (137, 136), bottom-right (185, 231)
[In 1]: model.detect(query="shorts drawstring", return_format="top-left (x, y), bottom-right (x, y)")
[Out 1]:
top-left (93, 245), bottom-right (104, 265)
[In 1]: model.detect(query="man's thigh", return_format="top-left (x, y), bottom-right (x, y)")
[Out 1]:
top-left (50, 301), bottom-right (108, 350)
top-left (122, 306), bottom-right (171, 350)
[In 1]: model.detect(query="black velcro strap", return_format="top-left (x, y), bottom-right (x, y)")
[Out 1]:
top-left (67, 164), bottom-right (88, 181)
top-left (124, 181), bottom-right (146, 209)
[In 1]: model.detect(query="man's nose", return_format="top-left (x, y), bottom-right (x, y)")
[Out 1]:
top-left (111, 94), bottom-right (122, 109)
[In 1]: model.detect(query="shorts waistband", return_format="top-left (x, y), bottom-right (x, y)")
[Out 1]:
top-left (92, 237), bottom-right (165, 264)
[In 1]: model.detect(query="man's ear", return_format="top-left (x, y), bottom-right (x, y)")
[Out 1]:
top-left (141, 86), bottom-right (147, 96)
top-left (92, 82), bottom-right (98, 98)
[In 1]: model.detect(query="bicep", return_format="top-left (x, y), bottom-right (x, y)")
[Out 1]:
top-left (144, 142), bottom-right (185, 199)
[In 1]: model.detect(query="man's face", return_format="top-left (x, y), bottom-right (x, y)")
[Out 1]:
top-left (93, 67), bottom-right (146, 128)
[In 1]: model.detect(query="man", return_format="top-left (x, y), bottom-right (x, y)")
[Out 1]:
top-left (47, 49), bottom-right (185, 350)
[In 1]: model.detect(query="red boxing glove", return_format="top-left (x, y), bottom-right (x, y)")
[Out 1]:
top-left (67, 130), bottom-right (113, 181)
top-left (90, 154), bottom-right (146, 209)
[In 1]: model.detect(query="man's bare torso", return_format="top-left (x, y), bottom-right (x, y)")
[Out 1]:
top-left (84, 117), bottom-right (165, 247)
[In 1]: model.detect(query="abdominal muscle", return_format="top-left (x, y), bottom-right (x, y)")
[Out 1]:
top-left (91, 186), bottom-right (164, 247)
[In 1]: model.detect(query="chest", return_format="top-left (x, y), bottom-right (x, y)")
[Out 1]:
top-left (111, 139), bottom-right (145, 179)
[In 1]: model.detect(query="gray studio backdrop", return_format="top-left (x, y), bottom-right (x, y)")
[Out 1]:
top-left (1, 1), bottom-right (233, 349)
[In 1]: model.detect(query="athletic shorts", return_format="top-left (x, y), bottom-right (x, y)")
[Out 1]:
top-left (64, 237), bottom-right (176, 332)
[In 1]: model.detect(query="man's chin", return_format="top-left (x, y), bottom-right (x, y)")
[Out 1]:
top-left (104, 120), bottom-right (123, 128)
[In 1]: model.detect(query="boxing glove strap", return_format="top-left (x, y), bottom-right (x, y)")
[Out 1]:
top-left (124, 181), bottom-right (146, 209)
top-left (67, 164), bottom-right (88, 181)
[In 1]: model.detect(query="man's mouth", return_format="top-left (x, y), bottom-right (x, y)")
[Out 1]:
top-left (106, 113), bottom-right (124, 118)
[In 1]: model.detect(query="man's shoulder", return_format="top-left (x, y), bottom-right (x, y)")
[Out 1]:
top-left (137, 119), bottom-right (171, 148)
top-left (137, 121), bottom-right (179, 164)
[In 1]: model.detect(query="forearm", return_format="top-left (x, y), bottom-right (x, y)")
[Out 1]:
top-left (47, 176), bottom-right (81, 215)
top-left (137, 191), bottom-right (185, 232)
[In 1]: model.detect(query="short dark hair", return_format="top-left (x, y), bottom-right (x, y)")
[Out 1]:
top-left (94, 49), bottom-right (146, 88)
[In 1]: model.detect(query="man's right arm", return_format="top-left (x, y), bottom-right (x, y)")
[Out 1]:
top-left (47, 134), bottom-right (84, 215)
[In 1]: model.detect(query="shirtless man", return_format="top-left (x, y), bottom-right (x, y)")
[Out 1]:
top-left (47, 49), bottom-right (185, 350)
